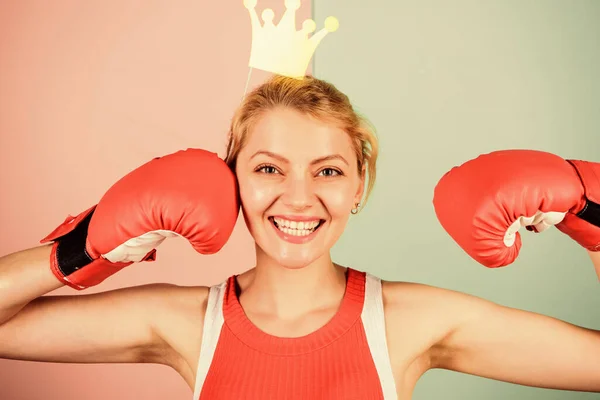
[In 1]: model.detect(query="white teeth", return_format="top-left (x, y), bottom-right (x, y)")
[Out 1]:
top-left (274, 217), bottom-right (320, 229)
top-left (281, 227), bottom-right (312, 236)
top-left (272, 217), bottom-right (321, 236)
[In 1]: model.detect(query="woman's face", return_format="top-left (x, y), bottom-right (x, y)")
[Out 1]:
top-left (235, 106), bottom-right (365, 269)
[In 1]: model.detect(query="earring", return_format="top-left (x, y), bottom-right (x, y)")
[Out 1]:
top-left (351, 202), bottom-right (361, 214)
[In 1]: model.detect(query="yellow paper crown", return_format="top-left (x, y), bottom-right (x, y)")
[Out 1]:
top-left (244, 0), bottom-right (339, 79)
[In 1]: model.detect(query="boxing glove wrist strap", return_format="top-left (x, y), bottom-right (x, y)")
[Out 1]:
top-left (53, 210), bottom-right (95, 277)
top-left (41, 205), bottom-right (132, 290)
top-left (567, 159), bottom-right (600, 229)
top-left (577, 200), bottom-right (600, 228)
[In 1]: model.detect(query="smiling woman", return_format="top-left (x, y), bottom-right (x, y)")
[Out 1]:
top-left (0, 73), bottom-right (599, 400)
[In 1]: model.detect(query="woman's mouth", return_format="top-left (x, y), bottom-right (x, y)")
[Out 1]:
top-left (269, 216), bottom-right (325, 239)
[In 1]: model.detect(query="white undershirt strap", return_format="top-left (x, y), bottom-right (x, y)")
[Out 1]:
top-left (361, 273), bottom-right (398, 399)
top-left (192, 281), bottom-right (227, 400)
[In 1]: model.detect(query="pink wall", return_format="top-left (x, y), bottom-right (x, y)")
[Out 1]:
top-left (0, 1), bottom-right (311, 399)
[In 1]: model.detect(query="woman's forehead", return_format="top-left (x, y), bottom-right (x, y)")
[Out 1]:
top-left (241, 108), bottom-right (355, 158)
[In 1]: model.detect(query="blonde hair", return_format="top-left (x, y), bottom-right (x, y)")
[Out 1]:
top-left (224, 75), bottom-right (379, 208)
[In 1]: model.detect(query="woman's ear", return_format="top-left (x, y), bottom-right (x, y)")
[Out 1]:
top-left (354, 167), bottom-right (366, 204)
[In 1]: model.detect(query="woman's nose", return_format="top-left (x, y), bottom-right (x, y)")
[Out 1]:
top-left (281, 175), bottom-right (315, 210)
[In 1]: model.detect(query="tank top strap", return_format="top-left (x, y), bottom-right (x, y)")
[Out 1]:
top-left (361, 273), bottom-right (398, 399)
top-left (192, 281), bottom-right (227, 400)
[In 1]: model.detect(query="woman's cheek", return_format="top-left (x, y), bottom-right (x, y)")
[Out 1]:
top-left (316, 183), bottom-right (355, 214)
top-left (240, 177), bottom-right (279, 212)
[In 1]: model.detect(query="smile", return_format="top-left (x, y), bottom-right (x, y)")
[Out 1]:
top-left (269, 216), bottom-right (325, 243)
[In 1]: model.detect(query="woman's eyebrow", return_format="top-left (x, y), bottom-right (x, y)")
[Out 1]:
top-left (250, 151), bottom-right (349, 166)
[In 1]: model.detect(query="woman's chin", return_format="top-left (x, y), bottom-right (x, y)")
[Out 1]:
top-left (275, 257), bottom-right (314, 270)
top-left (269, 250), bottom-right (325, 270)
top-left (255, 240), bottom-right (329, 270)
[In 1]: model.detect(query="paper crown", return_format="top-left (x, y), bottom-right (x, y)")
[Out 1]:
top-left (244, 0), bottom-right (339, 79)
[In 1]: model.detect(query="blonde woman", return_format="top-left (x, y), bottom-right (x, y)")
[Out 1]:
top-left (1, 75), bottom-right (599, 399)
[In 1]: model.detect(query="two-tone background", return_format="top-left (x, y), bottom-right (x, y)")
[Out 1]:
top-left (1, 1), bottom-right (599, 399)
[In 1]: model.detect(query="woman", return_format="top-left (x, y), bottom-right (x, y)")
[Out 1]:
top-left (0, 75), bottom-right (598, 400)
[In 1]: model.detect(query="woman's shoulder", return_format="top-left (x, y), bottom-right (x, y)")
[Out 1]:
top-left (379, 278), bottom-right (497, 348)
top-left (380, 278), bottom-right (491, 312)
top-left (147, 283), bottom-right (211, 342)
top-left (145, 283), bottom-right (211, 310)
top-left (381, 279), bottom-right (448, 304)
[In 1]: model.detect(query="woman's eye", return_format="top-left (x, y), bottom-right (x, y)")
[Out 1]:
top-left (258, 165), bottom-right (279, 174)
top-left (319, 168), bottom-right (341, 177)
top-left (255, 165), bottom-right (341, 177)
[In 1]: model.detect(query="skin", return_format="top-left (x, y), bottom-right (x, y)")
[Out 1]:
top-left (0, 106), bottom-right (599, 398)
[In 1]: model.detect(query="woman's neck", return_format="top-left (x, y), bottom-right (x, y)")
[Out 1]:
top-left (236, 248), bottom-right (348, 320)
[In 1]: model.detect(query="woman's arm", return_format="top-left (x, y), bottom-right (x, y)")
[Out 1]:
top-left (0, 148), bottom-right (234, 379)
top-left (0, 245), bottom-right (206, 370)
top-left (429, 286), bottom-right (600, 392)
top-left (0, 245), bottom-right (63, 325)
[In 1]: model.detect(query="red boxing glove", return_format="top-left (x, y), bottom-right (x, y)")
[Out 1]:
top-left (433, 149), bottom-right (600, 268)
top-left (40, 148), bottom-right (239, 290)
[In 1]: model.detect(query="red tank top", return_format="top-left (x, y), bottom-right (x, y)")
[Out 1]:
top-left (193, 268), bottom-right (397, 399)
